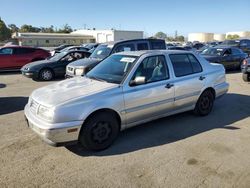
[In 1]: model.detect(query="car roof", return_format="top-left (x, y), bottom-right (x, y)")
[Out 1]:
top-left (101, 38), bottom-right (164, 46)
top-left (2, 45), bottom-right (39, 49)
top-left (116, 50), bottom-right (193, 57)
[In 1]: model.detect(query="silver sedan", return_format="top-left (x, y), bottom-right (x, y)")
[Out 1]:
top-left (24, 50), bottom-right (229, 151)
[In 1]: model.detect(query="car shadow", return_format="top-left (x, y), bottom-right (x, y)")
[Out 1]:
top-left (0, 97), bottom-right (28, 115)
top-left (226, 70), bottom-right (241, 74)
top-left (66, 93), bottom-right (250, 156)
top-left (0, 84), bottom-right (6, 88)
top-left (0, 71), bottom-right (21, 75)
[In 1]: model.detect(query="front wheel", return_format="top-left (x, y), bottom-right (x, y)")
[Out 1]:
top-left (243, 73), bottom-right (250, 82)
top-left (194, 90), bottom-right (214, 116)
top-left (39, 69), bottom-right (54, 81)
top-left (79, 112), bottom-right (120, 151)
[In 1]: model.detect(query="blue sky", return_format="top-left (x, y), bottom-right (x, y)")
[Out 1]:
top-left (1, 0), bottom-right (250, 36)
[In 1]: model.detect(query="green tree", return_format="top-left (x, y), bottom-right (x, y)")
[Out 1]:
top-left (8, 24), bottom-right (19, 33)
top-left (154, 31), bottom-right (167, 39)
top-left (226, 34), bottom-right (240, 40)
top-left (40, 25), bottom-right (55, 33)
top-left (19, 24), bottom-right (41, 33)
top-left (176, 35), bottom-right (185, 42)
top-left (57, 24), bottom-right (73, 33)
top-left (0, 18), bottom-right (11, 41)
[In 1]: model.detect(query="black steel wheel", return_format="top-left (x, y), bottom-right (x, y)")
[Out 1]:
top-left (194, 90), bottom-right (214, 116)
top-left (79, 112), bottom-right (120, 151)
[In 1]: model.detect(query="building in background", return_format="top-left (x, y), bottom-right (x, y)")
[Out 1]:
top-left (213, 33), bottom-right (226, 41)
top-left (12, 32), bottom-right (95, 47)
top-left (71, 29), bottom-right (144, 43)
top-left (226, 31), bottom-right (250, 38)
top-left (188, 33), bottom-right (214, 42)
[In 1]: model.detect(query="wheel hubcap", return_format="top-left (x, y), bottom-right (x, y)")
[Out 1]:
top-left (200, 96), bottom-right (210, 110)
top-left (92, 121), bottom-right (111, 144)
top-left (42, 70), bottom-right (52, 80)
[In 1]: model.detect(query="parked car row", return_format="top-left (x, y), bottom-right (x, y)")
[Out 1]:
top-left (1, 38), bottom-right (249, 83)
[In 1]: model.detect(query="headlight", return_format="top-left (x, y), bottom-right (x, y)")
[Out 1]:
top-left (75, 68), bottom-right (85, 76)
top-left (37, 105), bottom-right (54, 121)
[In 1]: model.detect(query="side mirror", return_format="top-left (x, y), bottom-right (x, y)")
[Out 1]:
top-left (129, 76), bottom-right (146, 86)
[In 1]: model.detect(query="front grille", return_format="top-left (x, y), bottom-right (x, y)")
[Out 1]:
top-left (67, 66), bottom-right (74, 72)
top-left (30, 99), bottom-right (39, 114)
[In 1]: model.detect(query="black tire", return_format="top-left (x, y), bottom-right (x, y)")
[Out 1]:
top-left (194, 90), bottom-right (214, 116)
top-left (39, 69), bottom-right (54, 81)
top-left (243, 73), bottom-right (250, 82)
top-left (79, 112), bottom-right (120, 151)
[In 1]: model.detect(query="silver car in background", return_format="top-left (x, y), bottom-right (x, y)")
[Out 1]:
top-left (24, 50), bottom-right (229, 151)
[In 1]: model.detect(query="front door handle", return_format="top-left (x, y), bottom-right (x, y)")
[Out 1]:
top-left (165, 83), bottom-right (174, 89)
top-left (199, 76), bottom-right (206, 81)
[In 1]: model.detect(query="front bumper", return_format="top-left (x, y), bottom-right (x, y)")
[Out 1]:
top-left (21, 71), bottom-right (35, 78)
top-left (24, 104), bottom-right (83, 146)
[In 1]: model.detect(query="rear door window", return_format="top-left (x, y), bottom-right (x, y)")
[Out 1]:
top-left (169, 54), bottom-right (202, 77)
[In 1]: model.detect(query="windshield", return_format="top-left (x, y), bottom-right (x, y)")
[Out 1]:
top-left (90, 44), bottom-right (112, 59)
top-left (86, 54), bottom-right (137, 84)
top-left (201, 48), bottom-right (225, 56)
top-left (49, 51), bottom-right (68, 61)
top-left (221, 40), bottom-right (240, 46)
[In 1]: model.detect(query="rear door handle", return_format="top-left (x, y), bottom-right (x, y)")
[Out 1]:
top-left (165, 83), bottom-right (174, 89)
top-left (199, 76), bottom-right (206, 81)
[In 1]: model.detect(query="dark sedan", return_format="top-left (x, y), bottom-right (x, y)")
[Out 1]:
top-left (242, 58), bottom-right (250, 82)
top-left (21, 50), bottom-right (91, 81)
top-left (200, 46), bottom-right (248, 70)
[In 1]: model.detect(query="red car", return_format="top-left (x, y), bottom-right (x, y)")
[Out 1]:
top-left (0, 46), bottom-right (50, 71)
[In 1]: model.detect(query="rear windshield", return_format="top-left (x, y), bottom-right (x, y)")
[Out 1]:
top-left (90, 44), bottom-right (112, 59)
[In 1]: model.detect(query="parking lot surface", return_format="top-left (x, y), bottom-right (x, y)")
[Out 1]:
top-left (0, 72), bottom-right (250, 188)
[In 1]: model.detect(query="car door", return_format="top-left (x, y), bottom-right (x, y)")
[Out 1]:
top-left (54, 52), bottom-right (83, 76)
top-left (168, 53), bottom-right (204, 108)
top-left (123, 55), bottom-right (175, 127)
top-left (221, 49), bottom-right (235, 69)
top-left (231, 48), bottom-right (243, 68)
top-left (13, 48), bottom-right (34, 68)
top-left (0, 47), bottom-right (14, 70)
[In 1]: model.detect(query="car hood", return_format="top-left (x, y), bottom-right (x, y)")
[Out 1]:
top-left (67, 58), bottom-right (101, 68)
top-left (23, 59), bottom-right (54, 68)
top-left (31, 77), bottom-right (118, 107)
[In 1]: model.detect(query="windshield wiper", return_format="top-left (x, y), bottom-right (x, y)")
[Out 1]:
top-left (88, 76), bottom-right (107, 82)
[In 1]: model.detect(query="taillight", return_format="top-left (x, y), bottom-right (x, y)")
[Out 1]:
top-left (243, 59), bottom-right (247, 65)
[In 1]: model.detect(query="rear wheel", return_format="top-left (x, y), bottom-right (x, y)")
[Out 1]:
top-left (79, 112), bottom-right (120, 151)
top-left (194, 90), bottom-right (214, 116)
top-left (243, 73), bottom-right (250, 82)
top-left (39, 69), bottom-right (54, 81)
